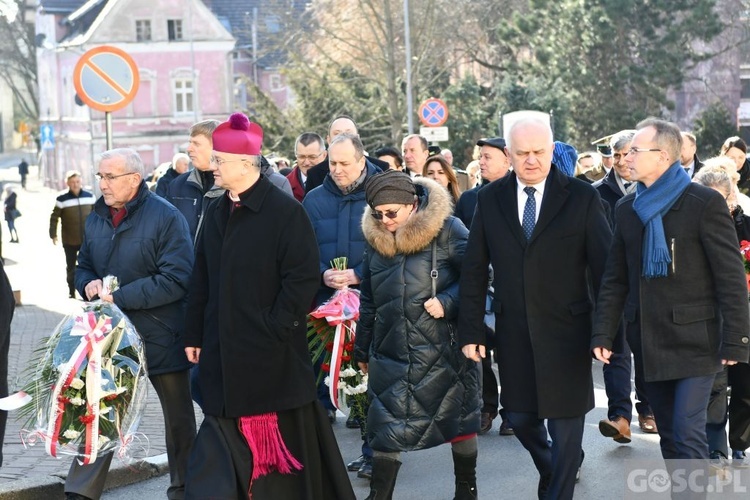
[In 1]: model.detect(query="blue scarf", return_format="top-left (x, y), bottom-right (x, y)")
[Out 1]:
top-left (632, 161), bottom-right (691, 278)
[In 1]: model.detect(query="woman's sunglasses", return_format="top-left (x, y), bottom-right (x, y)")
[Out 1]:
top-left (370, 206), bottom-right (403, 220)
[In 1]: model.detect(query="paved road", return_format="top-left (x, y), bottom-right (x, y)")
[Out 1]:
top-left (100, 366), bottom-right (670, 499)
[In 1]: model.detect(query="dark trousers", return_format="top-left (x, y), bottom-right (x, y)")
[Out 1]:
top-left (481, 327), bottom-right (507, 419)
top-left (707, 363), bottom-right (750, 455)
top-left (481, 349), bottom-right (498, 414)
top-left (65, 370), bottom-right (196, 499)
top-left (728, 363), bottom-right (750, 451)
top-left (706, 367), bottom-right (729, 457)
top-left (63, 244), bottom-right (80, 296)
top-left (505, 411), bottom-right (584, 500)
top-left (644, 374), bottom-right (714, 460)
top-left (189, 365), bottom-right (203, 409)
top-left (602, 337), bottom-right (652, 420)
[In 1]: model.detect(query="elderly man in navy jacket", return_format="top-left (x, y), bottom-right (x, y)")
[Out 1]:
top-left (67, 148), bottom-right (195, 500)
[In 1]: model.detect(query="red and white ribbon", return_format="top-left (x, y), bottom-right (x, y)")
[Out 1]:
top-left (328, 321), bottom-right (356, 410)
top-left (46, 312), bottom-right (113, 463)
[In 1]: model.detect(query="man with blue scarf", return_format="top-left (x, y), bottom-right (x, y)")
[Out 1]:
top-left (592, 119), bottom-right (750, 483)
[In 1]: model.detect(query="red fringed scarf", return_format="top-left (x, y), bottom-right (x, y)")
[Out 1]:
top-left (239, 413), bottom-right (303, 496)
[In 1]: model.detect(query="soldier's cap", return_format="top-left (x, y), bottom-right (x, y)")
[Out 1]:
top-left (596, 144), bottom-right (613, 157)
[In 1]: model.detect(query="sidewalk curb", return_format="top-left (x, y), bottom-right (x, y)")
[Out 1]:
top-left (0, 454), bottom-right (169, 499)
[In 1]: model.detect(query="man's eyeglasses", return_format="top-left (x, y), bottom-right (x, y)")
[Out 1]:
top-left (370, 207), bottom-right (404, 221)
top-left (295, 151), bottom-right (325, 162)
top-left (626, 147), bottom-right (662, 156)
top-left (210, 156), bottom-right (247, 167)
top-left (95, 172), bottom-right (137, 182)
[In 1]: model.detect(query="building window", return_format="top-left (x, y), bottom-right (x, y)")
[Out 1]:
top-left (168, 19), bottom-right (183, 41)
top-left (174, 79), bottom-right (194, 115)
top-left (742, 78), bottom-right (750, 100)
top-left (136, 20), bottom-right (151, 42)
top-left (269, 74), bottom-right (283, 91)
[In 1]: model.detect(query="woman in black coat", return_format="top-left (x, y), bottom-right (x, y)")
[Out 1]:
top-left (355, 172), bottom-right (480, 500)
top-left (3, 187), bottom-right (19, 243)
top-left (694, 166), bottom-right (750, 467)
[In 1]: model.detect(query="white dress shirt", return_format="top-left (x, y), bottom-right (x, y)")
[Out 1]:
top-left (516, 179), bottom-right (545, 226)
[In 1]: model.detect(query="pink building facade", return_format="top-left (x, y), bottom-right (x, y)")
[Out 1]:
top-left (36, 0), bottom-right (235, 190)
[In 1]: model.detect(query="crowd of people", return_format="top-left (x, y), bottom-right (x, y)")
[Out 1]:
top-left (0, 111), bottom-right (744, 500)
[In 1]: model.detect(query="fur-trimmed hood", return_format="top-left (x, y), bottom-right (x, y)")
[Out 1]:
top-left (362, 176), bottom-right (454, 258)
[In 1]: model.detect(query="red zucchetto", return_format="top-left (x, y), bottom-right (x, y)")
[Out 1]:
top-left (212, 113), bottom-right (263, 155)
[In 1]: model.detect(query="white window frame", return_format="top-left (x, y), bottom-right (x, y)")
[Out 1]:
top-left (171, 69), bottom-right (197, 117)
top-left (168, 19), bottom-right (183, 41)
top-left (136, 19), bottom-right (152, 42)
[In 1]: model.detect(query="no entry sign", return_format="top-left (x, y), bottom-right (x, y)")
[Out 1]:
top-left (73, 46), bottom-right (140, 112)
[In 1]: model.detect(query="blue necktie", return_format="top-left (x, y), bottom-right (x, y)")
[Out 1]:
top-left (522, 187), bottom-right (536, 240)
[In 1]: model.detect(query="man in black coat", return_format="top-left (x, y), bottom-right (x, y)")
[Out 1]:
top-left (184, 114), bottom-right (354, 499)
top-left (304, 115), bottom-right (387, 193)
top-left (17, 159), bottom-right (28, 189)
top-left (454, 137), bottom-right (513, 437)
top-left (680, 131), bottom-right (704, 178)
top-left (459, 118), bottom-right (612, 499)
top-left (592, 119), bottom-right (750, 476)
top-left (592, 131), bottom-right (657, 443)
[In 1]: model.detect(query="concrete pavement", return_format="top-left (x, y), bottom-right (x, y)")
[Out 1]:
top-left (0, 152), bottom-right (191, 498)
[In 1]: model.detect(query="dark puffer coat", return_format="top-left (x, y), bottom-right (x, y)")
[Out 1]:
top-left (75, 182), bottom-right (194, 375)
top-left (354, 178), bottom-right (480, 452)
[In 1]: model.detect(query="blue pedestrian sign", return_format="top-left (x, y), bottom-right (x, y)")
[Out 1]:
top-left (41, 124), bottom-right (55, 150)
top-left (418, 98), bottom-right (449, 127)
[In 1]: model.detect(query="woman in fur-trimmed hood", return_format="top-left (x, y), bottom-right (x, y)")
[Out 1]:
top-left (354, 171), bottom-right (481, 500)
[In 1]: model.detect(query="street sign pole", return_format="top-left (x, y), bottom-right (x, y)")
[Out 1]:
top-left (73, 45), bottom-right (140, 154)
top-left (105, 112), bottom-right (113, 150)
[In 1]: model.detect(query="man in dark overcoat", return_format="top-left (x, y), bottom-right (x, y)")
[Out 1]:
top-left (183, 113), bottom-right (354, 500)
top-left (592, 131), bottom-right (657, 442)
top-left (592, 119), bottom-right (750, 470)
top-left (459, 118), bottom-right (612, 499)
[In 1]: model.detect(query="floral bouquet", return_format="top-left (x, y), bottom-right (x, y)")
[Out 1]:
top-left (18, 276), bottom-right (148, 464)
top-left (740, 240), bottom-right (750, 292)
top-left (307, 257), bottom-right (367, 419)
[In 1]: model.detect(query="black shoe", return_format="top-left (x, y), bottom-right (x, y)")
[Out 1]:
top-left (357, 455), bottom-right (373, 480)
top-left (346, 412), bottom-right (361, 429)
top-left (733, 450), bottom-right (750, 469)
top-left (348, 454), bottom-right (366, 472)
top-left (499, 419), bottom-right (514, 436)
top-left (479, 411), bottom-right (495, 435)
top-left (576, 449), bottom-right (585, 483)
top-left (327, 408), bottom-right (337, 424)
